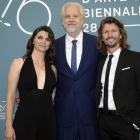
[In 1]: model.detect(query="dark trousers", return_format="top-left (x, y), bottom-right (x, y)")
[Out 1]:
top-left (57, 110), bottom-right (99, 140)
top-left (97, 112), bottom-right (139, 140)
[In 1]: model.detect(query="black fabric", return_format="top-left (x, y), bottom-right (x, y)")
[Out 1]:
top-left (103, 55), bottom-right (113, 114)
top-left (95, 49), bottom-right (140, 139)
top-left (13, 56), bottom-right (57, 140)
top-left (99, 108), bottom-right (119, 116)
top-left (97, 112), bottom-right (139, 140)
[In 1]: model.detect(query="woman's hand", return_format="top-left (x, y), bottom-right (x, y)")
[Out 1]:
top-left (16, 94), bottom-right (20, 106)
top-left (5, 126), bottom-right (16, 140)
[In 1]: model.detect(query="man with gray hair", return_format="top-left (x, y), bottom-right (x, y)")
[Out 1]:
top-left (54, 2), bottom-right (102, 140)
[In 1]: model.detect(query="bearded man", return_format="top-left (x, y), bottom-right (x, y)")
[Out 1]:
top-left (54, 2), bottom-right (102, 140)
top-left (96, 17), bottom-right (140, 140)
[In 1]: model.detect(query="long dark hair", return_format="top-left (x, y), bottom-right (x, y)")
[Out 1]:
top-left (23, 26), bottom-right (56, 64)
top-left (96, 17), bottom-right (130, 55)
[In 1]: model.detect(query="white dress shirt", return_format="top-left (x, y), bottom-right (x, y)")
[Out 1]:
top-left (99, 48), bottom-right (121, 110)
top-left (65, 30), bottom-right (83, 70)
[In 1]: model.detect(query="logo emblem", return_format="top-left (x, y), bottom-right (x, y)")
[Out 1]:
top-left (0, 101), bottom-right (6, 120)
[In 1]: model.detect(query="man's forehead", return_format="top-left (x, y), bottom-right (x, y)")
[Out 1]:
top-left (102, 23), bottom-right (119, 30)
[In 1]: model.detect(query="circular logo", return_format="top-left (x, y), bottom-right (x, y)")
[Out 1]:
top-left (17, 0), bottom-right (51, 35)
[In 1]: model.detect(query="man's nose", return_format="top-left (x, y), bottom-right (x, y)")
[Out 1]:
top-left (108, 31), bottom-right (112, 37)
top-left (69, 16), bottom-right (74, 21)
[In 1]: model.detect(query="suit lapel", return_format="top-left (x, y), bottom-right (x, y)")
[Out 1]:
top-left (76, 32), bottom-right (91, 75)
top-left (94, 55), bottom-right (107, 109)
top-left (58, 35), bottom-right (75, 75)
top-left (114, 49), bottom-right (128, 87)
top-left (98, 56), bottom-right (107, 83)
top-left (96, 56), bottom-right (107, 99)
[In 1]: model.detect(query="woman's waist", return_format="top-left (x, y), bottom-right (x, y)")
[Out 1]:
top-left (18, 89), bottom-right (52, 104)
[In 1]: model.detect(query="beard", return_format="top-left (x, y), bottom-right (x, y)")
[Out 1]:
top-left (66, 28), bottom-right (80, 33)
top-left (105, 37), bottom-right (119, 48)
top-left (107, 42), bottom-right (117, 48)
top-left (63, 21), bottom-right (83, 34)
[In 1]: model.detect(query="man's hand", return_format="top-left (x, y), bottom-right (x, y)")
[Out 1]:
top-left (134, 125), bottom-right (137, 129)
top-left (133, 124), bottom-right (139, 130)
top-left (16, 95), bottom-right (20, 106)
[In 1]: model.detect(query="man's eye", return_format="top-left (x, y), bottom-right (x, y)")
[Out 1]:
top-left (104, 31), bottom-right (108, 34)
top-left (65, 15), bottom-right (70, 18)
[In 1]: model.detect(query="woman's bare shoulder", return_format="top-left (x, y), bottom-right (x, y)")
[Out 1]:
top-left (10, 58), bottom-right (24, 71)
top-left (13, 58), bottom-right (24, 64)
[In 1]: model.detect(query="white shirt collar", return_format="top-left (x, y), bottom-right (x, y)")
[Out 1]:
top-left (107, 47), bottom-right (121, 59)
top-left (66, 30), bottom-right (83, 44)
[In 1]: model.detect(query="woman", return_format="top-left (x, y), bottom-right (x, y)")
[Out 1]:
top-left (5, 26), bottom-right (57, 140)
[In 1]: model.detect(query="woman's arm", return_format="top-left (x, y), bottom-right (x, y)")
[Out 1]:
top-left (5, 59), bottom-right (23, 140)
top-left (51, 65), bottom-right (57, 102)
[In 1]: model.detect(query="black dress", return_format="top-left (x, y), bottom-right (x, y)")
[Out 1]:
top-left (13, 56), bottom-right (57, 140)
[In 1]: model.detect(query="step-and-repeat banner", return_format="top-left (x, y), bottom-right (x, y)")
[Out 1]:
top-left (0, 0), bottom-right (140, 139)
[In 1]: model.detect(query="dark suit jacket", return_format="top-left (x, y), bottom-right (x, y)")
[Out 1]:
top-left (95, 49), bottom-right (140, 128)
top-left (54, 32), bottom-right (103, 127)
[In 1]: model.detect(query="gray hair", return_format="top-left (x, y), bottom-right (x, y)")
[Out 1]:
top-left (61, 2), bottom-right (85, 21)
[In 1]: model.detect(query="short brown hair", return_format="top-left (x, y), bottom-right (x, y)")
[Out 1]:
top-left (96, 17), bottom-right (130, 55)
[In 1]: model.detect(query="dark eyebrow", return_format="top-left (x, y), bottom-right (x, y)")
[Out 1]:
top-left (38, 35), bottom-right (50, 39)
top-left (38, 35), bottom-right (43, 37)
top-left (103, 30), bottom-right (108, 32)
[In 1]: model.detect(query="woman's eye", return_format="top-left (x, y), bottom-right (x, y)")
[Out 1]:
top-left (46, 38), bottom-right (50, 41)
top-left (38, 37), bottom-right (42, 39)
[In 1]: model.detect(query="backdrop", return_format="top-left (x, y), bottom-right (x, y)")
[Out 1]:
top-left (0, 0), bottom-right (140, 139)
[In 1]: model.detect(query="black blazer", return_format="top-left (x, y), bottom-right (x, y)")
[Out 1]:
top-left (95, 49), bottom-right (140, 128)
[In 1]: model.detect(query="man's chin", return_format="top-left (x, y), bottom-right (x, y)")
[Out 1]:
top-left (66, 29), bottom-right (77, 33)
top-left (107, 43), bottom-right (117, 48)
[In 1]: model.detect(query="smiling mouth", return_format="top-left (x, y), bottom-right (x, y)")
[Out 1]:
top-left (107, 38), bottom-right (115, 42)
top-left (40, 45), bottom-right (46, 47)
top-left (68, 24), bottom-right (75, 26)
top-left (68, 22), bottom-right (76, 25)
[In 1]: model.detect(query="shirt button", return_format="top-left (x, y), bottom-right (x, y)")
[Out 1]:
top-left (74, 93), bottom-right (76, 95)
top-left (74, 79), bottom-right (77, 81)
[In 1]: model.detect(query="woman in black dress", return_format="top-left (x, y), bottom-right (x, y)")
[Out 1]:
top-left (5, 26), bottom-right (57, 140)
